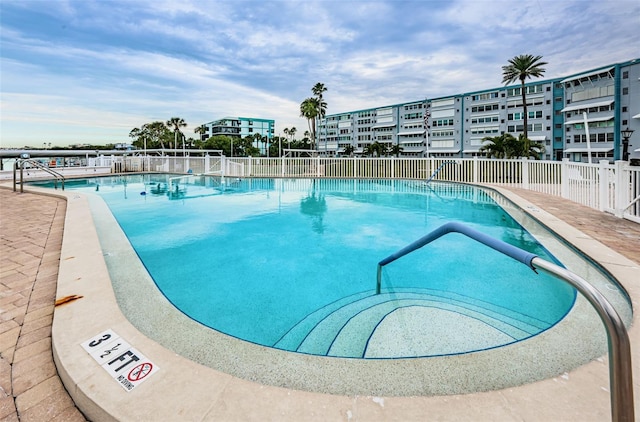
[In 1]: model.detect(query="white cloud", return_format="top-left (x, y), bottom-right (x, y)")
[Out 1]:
top-left (1, 0), bottom-right (639, 147)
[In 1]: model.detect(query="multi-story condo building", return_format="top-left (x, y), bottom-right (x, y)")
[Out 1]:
top-left (318, 58), bottom-right (639, 162)
top-left (200, 117), bottom-right (275, 155)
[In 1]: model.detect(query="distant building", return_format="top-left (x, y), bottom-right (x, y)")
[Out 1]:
top-left (318, 58), bottom-right (640, 162)
top-left (200, 117), bottom-right (275, 155)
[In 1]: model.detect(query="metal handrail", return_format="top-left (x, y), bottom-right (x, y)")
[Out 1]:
top-left (13, 159), bottom-right (65, 192)
top-left (376, 221), bottom-right (634, 422)
top-left (425, 160), bottom-right (459, 184)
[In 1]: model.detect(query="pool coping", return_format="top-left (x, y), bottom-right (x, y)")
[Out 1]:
top-left (22, 183), bottom-right (640, 420)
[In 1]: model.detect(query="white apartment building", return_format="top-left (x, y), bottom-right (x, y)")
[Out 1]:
top-left (318, 58), bottom-right (640, 162)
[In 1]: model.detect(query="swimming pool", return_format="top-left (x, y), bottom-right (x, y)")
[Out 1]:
top-left (36, 175), bottom-right (631, 395)
top-left (32, 174), bottom-right (591, 352)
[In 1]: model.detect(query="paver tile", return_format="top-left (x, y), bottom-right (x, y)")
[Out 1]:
top-left (14, 376), bottom-right (63, 413)
top-left (13, 337), bottom-right (51, 364)
top-left (11, 354), bottom-right (56, 396)
top-left (15, 326), bottom-right (50, 350)
top-left (16, 388), bottom-right (74, 422)
top-left (0, 327), bottom-right (20, 357)
top-left (0, 395), bottom-right (17, 420)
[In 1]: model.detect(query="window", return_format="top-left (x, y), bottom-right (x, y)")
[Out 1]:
top-left (528, 110), bottom-right (543, 119)
top-left (622, 106), bottom-right (628, 112)
top-left (433, 119), bottom-right (454, 127)
top-left (471, 104), bottom-right (499, 112)
top-left (471, 92), bottom-right (499, 101)
top-left (622, 87), bottom-right (629, 95)
top-left (622, 71), bottom-right (629, 79)
top-left (508, 112), bottom-right (524, 121)
top-left (471, 115), bottom-right (499, 124)
top-left (507, 125), bottom-right (524, 132)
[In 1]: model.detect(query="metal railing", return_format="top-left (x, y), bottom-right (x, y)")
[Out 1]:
top-left (425, 161), bottom-right (459, 184)
top-left (13, 158), bottom-right (65, 192)
top-left (376, 222), bottom-right (634, 422)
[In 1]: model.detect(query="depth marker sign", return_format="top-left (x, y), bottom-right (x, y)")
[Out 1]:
top-left (81, 330), bottom-right (159, 392)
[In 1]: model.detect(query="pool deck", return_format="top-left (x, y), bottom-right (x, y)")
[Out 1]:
top-left (0, 184), bottom-right (639, 421)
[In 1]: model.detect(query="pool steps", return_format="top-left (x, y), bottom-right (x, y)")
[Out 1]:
top-left (274, 288), bottom-right (549, 357)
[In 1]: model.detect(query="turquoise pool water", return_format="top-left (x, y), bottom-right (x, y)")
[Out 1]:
top-left (34, 175), bottom-right (576, 358)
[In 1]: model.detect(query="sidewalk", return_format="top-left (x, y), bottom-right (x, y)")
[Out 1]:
top-left (0, 189), bottom-right (85, 421)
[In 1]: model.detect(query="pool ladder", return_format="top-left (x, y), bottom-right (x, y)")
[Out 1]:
top-left (13, 158), bottom-right (65, 192)
top-left (376, 222), bottom-right (634, 422)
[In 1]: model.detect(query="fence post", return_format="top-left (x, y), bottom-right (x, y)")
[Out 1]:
top-left (221, 155), bottom-right (226, 177)
top-left (598, 160), bottom-right (609, 212)
top-left (614, 161), bottom-right (626, 218)
top-left (522, 157), bottom-right (529, 190)
top-left (473, 156), bottom-right (479, 184)
top-left (281, 157), bottom-right (285, 177)
top-left (561, 158), bottom-right (569, 199)
top-left (391, 157), bottom-right (395, 179)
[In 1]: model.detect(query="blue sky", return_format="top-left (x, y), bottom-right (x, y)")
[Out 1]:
top-left (1, 0), bottom-right (638, 148)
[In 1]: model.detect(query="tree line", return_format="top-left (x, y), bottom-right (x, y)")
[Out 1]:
top-left (128, 117), bottom-right (320, 157)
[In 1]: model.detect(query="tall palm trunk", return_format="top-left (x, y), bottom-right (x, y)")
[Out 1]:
top-left (520, 78), bottom-right (530, 151)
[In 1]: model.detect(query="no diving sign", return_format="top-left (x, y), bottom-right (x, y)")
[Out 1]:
top-left (81, 330), bottom-right (159, 392)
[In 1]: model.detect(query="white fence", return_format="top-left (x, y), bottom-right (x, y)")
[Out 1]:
top-left (7, 154), bottom-right (638, 223)
top-left (116, 155), bottom-right (638, 223)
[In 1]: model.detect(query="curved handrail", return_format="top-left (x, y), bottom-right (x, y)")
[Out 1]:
top-left (376, 222), bottom-right (634, 422)
top-left (425, 160), bottom-right (459, 184)
top-left (13, 159), bottom-right (65, 192)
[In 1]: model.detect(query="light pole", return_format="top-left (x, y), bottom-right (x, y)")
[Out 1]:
top-left (621, 127), bottom-right (634, 161)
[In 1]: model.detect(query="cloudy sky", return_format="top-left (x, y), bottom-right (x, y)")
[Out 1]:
top-left (1, 0), bottom-right (638, 148)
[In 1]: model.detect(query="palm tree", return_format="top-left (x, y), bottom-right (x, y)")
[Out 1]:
top-left (194, 125), bottom-right (206, 141)
top-left (389, 144), bottom-right (404, 157)
top-left (479, 133), bottom-right (516, 159)
top-left (502, 54), bottom-right (547, 143)
top-left (288, 127), bottom-right (297, 149)
top-left (516, 134), bottom-right (545, 159)
top-left (166, 117), bottom-right (187, 153)
top-left (142, 121), bottom-right (171, 150)
top-left (363, 141), bottom-right (388, 157)
top-left (342, 145), bottom-right (355, 157)
top-left (300, 97), bottom-right (319, 150)
top-left (311, 83), bottom-right (327, 151)
top-left (129, 127), bottom-right (149, 152)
